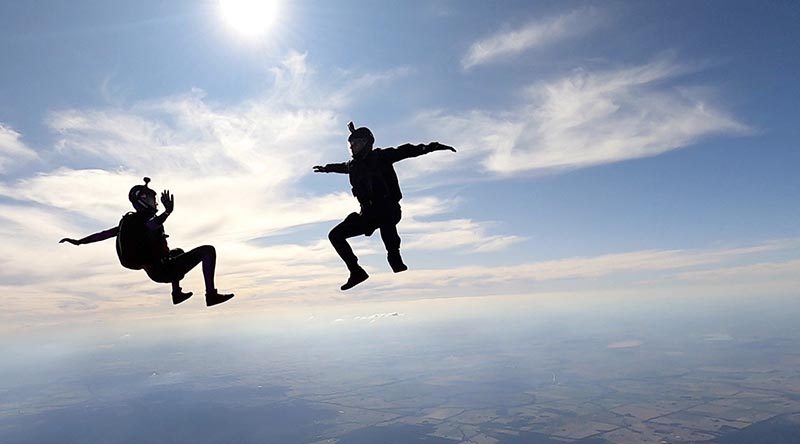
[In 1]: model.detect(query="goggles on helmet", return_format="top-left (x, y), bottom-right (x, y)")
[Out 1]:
top-left (349, 137), bottom-right (371, 157)
top-left (135, 190), bottom-right (157, 210)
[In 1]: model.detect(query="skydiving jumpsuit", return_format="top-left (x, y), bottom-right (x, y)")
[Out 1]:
top-left (136, 214), bottom-right (215, 284)
top-left (321, 143), bottom-right (440, 272)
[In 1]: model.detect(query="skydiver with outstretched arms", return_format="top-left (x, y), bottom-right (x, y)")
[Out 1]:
top-left (314, 122), bottom-right (456, 290)
top-left (59, 177), bottom-right (235, 307)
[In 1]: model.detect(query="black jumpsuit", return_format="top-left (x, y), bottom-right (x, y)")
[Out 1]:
top-left (137, 215), bottom-right (214, 285)
top-left (322, 143), bottom-right (436, 271)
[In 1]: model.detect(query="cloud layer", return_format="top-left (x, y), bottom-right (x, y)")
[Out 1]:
top-left (0, 52), bottom-right (523, 332)
top-left (0, 13), bottom-right (768, 333)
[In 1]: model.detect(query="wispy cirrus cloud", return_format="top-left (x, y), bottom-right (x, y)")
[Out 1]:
top-left (674, 258), bottom-right (800, 282)
top-left (462, 8), bottom-right (603, 70)
top-left (0, 124), bottom-right (38, 172)
top-left (402, 217), bottom-right (525, 252)
top-left (415, 56), bottom-right (749, 176)
top-left (372, 241), bottom-right (792, 291)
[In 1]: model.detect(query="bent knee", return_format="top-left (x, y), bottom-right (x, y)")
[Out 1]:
top-left (200, 245), bottom-right (216, 258)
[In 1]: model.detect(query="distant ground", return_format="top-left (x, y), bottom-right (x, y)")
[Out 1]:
top-left (1, 294), bottom-right (799, 443)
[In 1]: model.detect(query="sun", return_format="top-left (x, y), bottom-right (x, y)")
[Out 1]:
top-left (219, 0), bottom-right (279, 38)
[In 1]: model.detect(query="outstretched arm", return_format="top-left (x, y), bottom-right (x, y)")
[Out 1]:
top-left (59, 226), bottom-right (119, 245)
top-left (382, 142), bottom-right (457, 163)
top-left (313, 162), bottom-right (349, 174)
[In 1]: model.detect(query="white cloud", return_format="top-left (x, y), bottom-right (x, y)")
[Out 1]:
top-left (403, 217), bottom-right (525, 252)
top-left (462, 8), bottom-right (602, 70)
top-left (417, 56), bottom-right (749, 176)
top-left (673, 258), bottom-right (800, 282)
top-left (361, 240), bottom-right (798, 296)
top-left (607, 340), bottom-right (643, 349)
top-left (353, 312), bottom-right (401, 323)
top-left (0, 124), bottom-right (38, 172)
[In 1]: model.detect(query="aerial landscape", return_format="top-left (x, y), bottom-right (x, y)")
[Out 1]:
top-left (0, 1), bottom-right (798, 443)
top-left (3, 294), bottom-right (800, 443)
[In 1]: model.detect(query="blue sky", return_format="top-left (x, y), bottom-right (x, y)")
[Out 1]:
top-left (0, 0), bottom-right (798, 332)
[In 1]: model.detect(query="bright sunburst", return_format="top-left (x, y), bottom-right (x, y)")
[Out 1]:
top-left (219, 0), bottom-right (279, 38)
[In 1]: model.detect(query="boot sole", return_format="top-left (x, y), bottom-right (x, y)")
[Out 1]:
top-left (206, 294), bottom-right (235, 307)
top-left (340, 274), bottom-right (369, 291)
top-left (172, 293), bottom-right (193, 305)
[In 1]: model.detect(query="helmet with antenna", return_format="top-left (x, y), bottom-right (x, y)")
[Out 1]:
top-left (128, 177), bottom-right (157, 212)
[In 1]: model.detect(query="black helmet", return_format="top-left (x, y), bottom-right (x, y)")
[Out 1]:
top-left (128, 177), bottom-right (157, 212)
top-left (347, 121), bottom-right (374, 146)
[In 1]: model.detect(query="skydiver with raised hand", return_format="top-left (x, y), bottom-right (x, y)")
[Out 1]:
top-left (59, 177), bottom-right (235, 307)
top-left (313, 122), bottom-right (456, 290)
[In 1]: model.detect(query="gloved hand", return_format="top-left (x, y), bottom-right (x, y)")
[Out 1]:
top-left (429, 142), bottom-right (457, 152)
top-left (161, 190), bottom-right (175, 214)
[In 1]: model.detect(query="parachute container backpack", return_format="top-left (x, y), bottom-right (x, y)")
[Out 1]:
top-left (116, 212), bottom-right (150, 270)
top-left (116, 177), bottom-right (157, 270)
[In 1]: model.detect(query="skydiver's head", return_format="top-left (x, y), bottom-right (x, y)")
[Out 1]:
top-left (128, 177), bottom-right (157, 214)
top-left (347, 121), bottom-right (374, 159)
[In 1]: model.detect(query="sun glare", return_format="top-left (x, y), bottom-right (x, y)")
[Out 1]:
top-left (219, 0), bottom-right (279, 38)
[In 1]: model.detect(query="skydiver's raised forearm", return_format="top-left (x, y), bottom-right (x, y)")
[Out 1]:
top-left (152, 211), bottom-right (171, 226)
top-left (144, 213), bottom-right (169, 231)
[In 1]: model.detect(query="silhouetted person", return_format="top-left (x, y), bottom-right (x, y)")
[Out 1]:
top-left (314, 122), bottom-right (456, 290)
top-left (60, 177), bottom-right (235, 307)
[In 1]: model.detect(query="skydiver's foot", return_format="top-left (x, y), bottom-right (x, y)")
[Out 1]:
top-left (171, 290), bottom-right (193, 305)
top-left (387, 251), bottom-right (408, 273)
top-left (340, 267), bottom-right (369, 291)
top-left (205, 289), bottom-right (235, 307)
